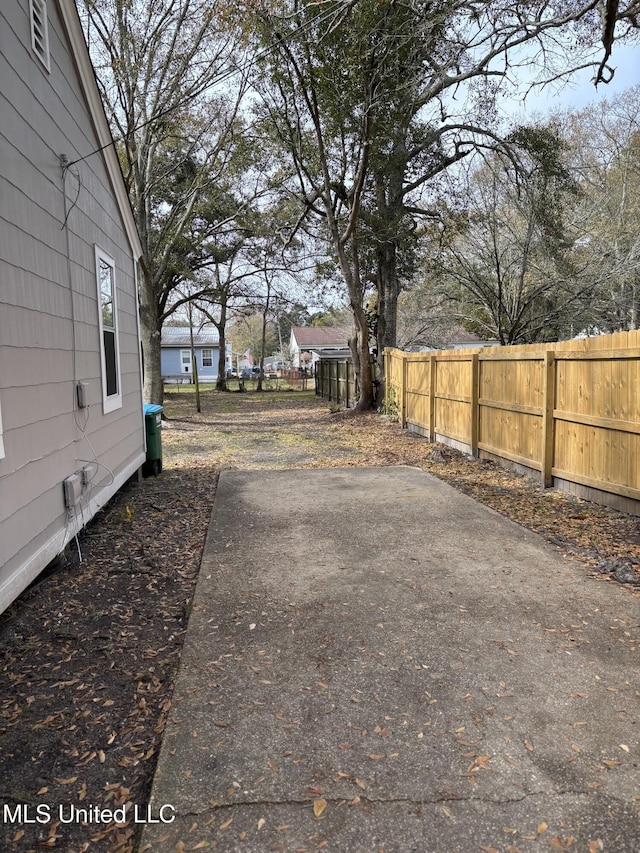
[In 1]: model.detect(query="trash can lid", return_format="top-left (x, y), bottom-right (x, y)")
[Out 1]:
top-left (144, 404), bottom-right (163, 415)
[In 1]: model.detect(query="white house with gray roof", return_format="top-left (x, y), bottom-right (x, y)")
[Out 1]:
top-left (289, 326), bottom-right (353, 369)
top-left (0, 0), bottom-right (146, 613)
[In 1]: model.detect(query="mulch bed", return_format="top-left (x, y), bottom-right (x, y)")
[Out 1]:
top-left (0, 466), bottom-right (216, 853)
top-left (1, 389), bottom-right (638, 853)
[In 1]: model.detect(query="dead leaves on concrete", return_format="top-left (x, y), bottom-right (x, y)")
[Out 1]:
top-left (2, 390), bottom-right (638, 850)
top-left (164, 388), bottom-right (640, 588)
top-left (479, 830), bottom-right (605, 852)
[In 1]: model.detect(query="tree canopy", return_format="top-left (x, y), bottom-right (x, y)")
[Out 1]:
top-left (83, 0), bottom-right (640, 405)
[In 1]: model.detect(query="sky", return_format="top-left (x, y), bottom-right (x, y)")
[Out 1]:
top-left (557, 42), bottom-right (640, 109)
top-left (499, 41), bottom-right (640, 124)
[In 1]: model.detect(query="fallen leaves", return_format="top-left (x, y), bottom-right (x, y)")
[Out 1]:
top-left (3, 391), bottom-right (639, 853)
top-left (548, 836), bottom-right (575, 851)
top-left (0, 465), bottom-right (217, 853)
top-left (312, 798), bottom-right (327, 818)
top-left (332, 772), bottom-right (366, 791)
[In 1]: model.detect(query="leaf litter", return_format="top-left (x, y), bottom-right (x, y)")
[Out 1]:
top-left (1, 387), bottom-right (638, 851)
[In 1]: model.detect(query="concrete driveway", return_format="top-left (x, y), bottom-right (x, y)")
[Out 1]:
top-left (141, 467), bottom-right (639, 852)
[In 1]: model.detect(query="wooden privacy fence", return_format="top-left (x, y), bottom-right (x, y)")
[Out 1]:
top-left (385, 330), bottom-right (640, 515)
top-left (315, 358), bottom-right (356, 408)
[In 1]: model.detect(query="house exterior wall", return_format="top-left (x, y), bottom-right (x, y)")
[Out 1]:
top-left (289, 328), bottom-right (351, 368)
top-left (0, 0), bottom-right (145, 613)
top-left (161, 347), bottom-right (220, 381)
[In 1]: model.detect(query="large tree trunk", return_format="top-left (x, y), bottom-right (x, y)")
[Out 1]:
top-left (373, 163), bottom-right (405, 407)
top-left (376, 240), bottom-right (400, 354)
top-left (371, 152), bottom-right (408, 408)
top-left (215, 296), bottom-right (229, 392)
top-left (139, 268), bottom-right (164, 406)
top-left (256, 278), bottom-right (271, 393)
top-left (349, 301), bottom-right (374, 411)
top-left (334, 235), bottom-right (375, 410)
top-left (372, 242), bottom-right (400, 409)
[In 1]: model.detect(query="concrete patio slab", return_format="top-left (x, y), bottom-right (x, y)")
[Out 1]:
top-left (141, 467), bottom-right (639, 852)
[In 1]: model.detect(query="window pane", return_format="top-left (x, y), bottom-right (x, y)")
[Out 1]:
top-left (103, 330), bottom-right (118, 396)
top-left (202, 348), bottom-right (212, 367)
top-left (99, 259), bottom-right (114, 327)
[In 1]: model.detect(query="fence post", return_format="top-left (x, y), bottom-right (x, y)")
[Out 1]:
top-left (542, 350), bottom-right (556, 487)
top-left (345, 360), bottom-right (350, 409)
top-left (429, 355), bottom-right (436, 441)
top-left (349, 359), bottom-right (354, 407)
top-left (384, 348), bottom-right (390, 413)
top-left (400, 352), bottom-right (407, 428)
top-left (471, 353), bottom-right (479, 457)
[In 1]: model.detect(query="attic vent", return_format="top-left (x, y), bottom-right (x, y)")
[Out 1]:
top-left (30, 0), bottom-right (50, 72)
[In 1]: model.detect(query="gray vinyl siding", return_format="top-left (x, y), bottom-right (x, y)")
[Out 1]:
top-left (0, 0), bottom-right (145, 612)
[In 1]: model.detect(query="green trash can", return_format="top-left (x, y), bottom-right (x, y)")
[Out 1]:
top-left (143, 403), bottom-right (163, 476)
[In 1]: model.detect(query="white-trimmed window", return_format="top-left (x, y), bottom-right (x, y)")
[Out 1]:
top-left (202, 348), bottom-right (213, 368)
top-left (95, 247), bottom-right (122, 413)
top-left (30, 0), bottom-right (50, 72)
top-left (0, 397), bottom-right (5, 459)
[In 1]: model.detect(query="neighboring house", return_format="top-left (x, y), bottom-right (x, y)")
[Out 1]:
top-left (160, 327), bottom-right (224, 382)
top-left (405, 326), bottom-right (500, 352)
top-left (289, 326), bottom-right (353, 369)
top-left (0, 0), bottom-right (146, 613)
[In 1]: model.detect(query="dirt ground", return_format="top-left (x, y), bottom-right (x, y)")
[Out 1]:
top-left (1, 388), bottom-right (638, 853)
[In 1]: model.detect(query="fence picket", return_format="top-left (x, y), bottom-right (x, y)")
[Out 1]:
top-left (378, 332), bottom-right (639, 514)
